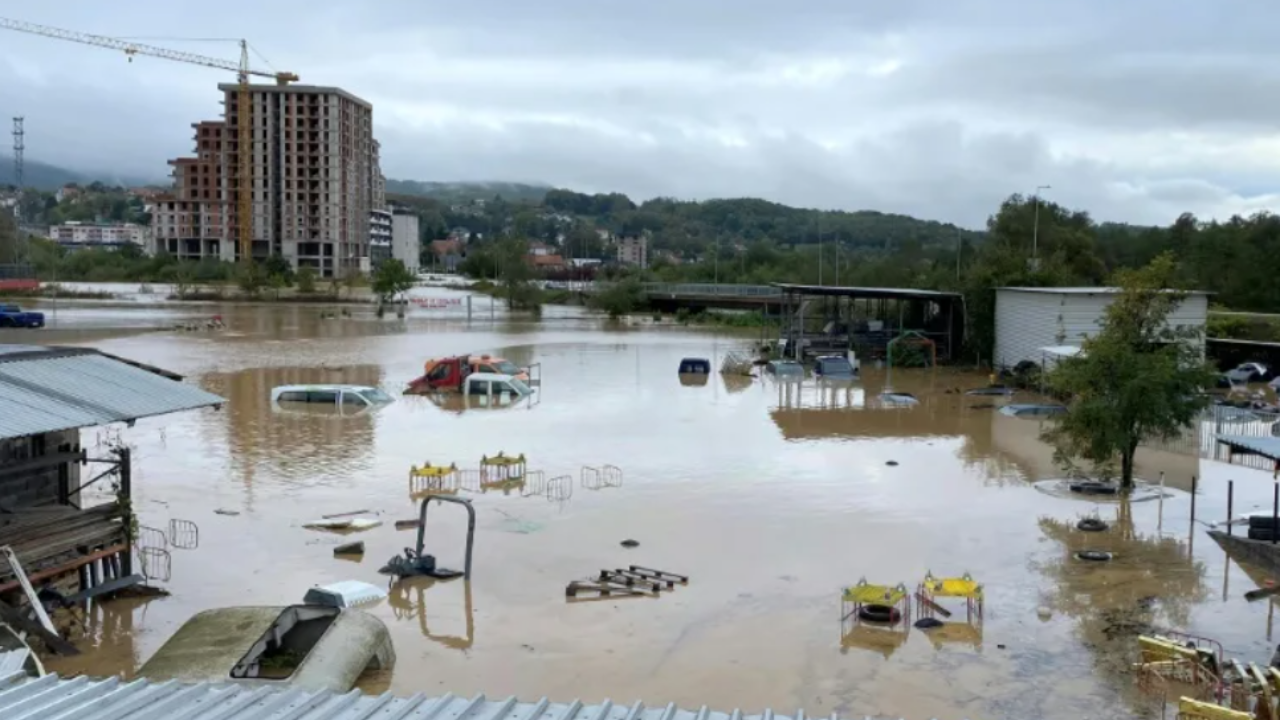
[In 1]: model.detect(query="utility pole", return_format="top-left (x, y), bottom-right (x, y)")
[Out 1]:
top-left (11, 117), bottom-right (23, 217)
top-left (956, 228), bottom-right (962, 281)
top-left (11, 117), bottom-right (25, 263)
top-left (1031, 184), bottom-right (1051, 270)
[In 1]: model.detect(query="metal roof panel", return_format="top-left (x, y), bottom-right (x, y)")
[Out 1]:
top-left (1217, 434), bottom-right (1280, 463)
top-left (0, 673), bottom-right (952, 720)
top-left (0, 348), bottom-right (224, 440)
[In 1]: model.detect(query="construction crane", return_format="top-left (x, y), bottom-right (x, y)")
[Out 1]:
top-left (0, 17), bottom-right (299, 264)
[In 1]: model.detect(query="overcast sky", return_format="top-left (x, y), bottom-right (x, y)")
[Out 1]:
top-left (2, 2), bottom-right (1278, 228)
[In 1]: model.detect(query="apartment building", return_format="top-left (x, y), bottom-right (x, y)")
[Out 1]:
top-left (616, 236), bottom-right (648, 268)
top-left (49, 221), bottom-right (151, 252)
top-left (152, 84), bottom-right (385, 277)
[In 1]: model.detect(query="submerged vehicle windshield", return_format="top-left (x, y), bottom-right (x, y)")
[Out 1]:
top-left (361, 388), bottom-right (393, 403)
top-left (509, 378), bottom-right (533, 395)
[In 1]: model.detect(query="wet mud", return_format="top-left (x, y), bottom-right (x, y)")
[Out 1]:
top-left (21, 295), bottom-right (1280, 720)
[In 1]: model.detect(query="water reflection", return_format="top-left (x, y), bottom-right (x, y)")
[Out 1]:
top-left (199, 364), bottom-right (383, 491)
top-left (387, 578), bottom-right (475, 651)
top-left (1036, 498), bottom-right (1209, 716)
top-left (46, 595), bottom-right (160, 679)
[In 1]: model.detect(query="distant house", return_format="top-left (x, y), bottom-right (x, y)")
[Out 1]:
top-left (616, 236), bottom-right (648, 269)
top-left (529, 254), bottom-right (567, 273)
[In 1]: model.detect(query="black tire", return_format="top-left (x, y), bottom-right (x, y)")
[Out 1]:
top-left (914, 617), bottom-right (944, 629)
top-left (858, 604), bottom-right (902, 624)
top-left (1069, 482), bottom-right (1119, 496)
top-left (0, 317), bottom-right (12, 328)
top-left (1075, 550), bottom-right (1113, 562)
top-left (1248, 516), bottom-right (1280, 530)
top-left (1077, 518), bottom-right (1109, 532)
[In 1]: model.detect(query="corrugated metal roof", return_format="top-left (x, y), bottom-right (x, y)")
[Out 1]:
top-left (0, 347), bottom-right (224, 440)
top-left (1218, 435), bottom-right (1280, 463)
top-left (0, 670), bottom-right (950, 720)
top-left (998, 286), bottom-right (1211, 296)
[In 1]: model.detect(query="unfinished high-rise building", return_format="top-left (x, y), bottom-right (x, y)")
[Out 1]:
top-left (153, 84), bottom-right (386, 277)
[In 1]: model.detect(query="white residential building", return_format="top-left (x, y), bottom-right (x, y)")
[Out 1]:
top-left (391, 211), bottom-right (420, 274)
top-left (49, 222), bottom-right (151, 253)
top-left (993, 286), bottom-right (1210, 370)
top-left (370, 209), bottom-right (393, 264)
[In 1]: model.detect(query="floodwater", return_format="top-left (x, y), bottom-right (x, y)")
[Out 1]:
top-left (12, 285), bottom-right (1280, 719)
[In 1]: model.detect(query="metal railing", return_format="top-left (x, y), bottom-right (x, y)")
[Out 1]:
top-left (1147, 404), bottom-right (1280, 473)
top-left (588, 282), bottom-right (782, 298)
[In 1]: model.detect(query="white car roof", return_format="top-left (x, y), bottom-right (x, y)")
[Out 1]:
top-left (271, 384), bottom-right (379, 399)
top-left (465, 372), bottom-right (520, 383)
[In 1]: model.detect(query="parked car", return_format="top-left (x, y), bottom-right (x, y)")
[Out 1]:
top-left (271, 384), bottom-right (395, 413)
top-left (0, 304), bottom-right (45, 328)
top-left (1226, 362), bottom-right (1273, 383)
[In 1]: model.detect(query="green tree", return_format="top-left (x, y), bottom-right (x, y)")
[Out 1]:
top-left (371, 259), bottom-right (416, 304)
top-left (296, 266), bottom-right (317, 294)
top-left (591, 276), bottom-right (646, 319)
top-left (236, 262), bottom-right (267, 298)
top-left (1041, 253), bottom-right (1216, 490)
top-left (495, 237), bottom-right (540, 310)
top-left (162, 261), bottom-right (196, 299)
top-left (263, 254), bottom-right (295, 287)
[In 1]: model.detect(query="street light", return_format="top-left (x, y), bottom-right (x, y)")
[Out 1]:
top-left (1032, 184), bottom-right (1051, 264)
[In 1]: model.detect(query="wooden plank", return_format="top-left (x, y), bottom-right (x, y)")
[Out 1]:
top-left (915, 591), bottom-right (954, 618)
top-left (0, 546), bottom-right (55, 635)
top-left (0, 543), bottom-right (128, 595)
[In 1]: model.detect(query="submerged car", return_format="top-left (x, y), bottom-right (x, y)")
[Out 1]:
top-left (271, 384), bottom-right (395, 413)
top-left (766, 359), bottom-right (805, 376)
top-left (1227, 362), bottom-right (1272, 383)
top-left (999, 403), bottom-right (1067, 418)
top-left (814, 355), bottom-right (857, 378)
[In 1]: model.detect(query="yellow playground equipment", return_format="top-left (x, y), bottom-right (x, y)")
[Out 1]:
top-left (840, 579), bottom-right (911, 658)
top-left (917, 571), bottom-right (984, 621)
top-left (1134, 632), bottom-right (1224, 703)
top-left (480, 452), bottom-right (527, 492)
top-left (408, 462), bottom-right (460, 496)
top-left (1176, 697), bottom-right (1255, 720)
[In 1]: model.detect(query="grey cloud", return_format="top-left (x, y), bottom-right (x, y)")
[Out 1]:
top-left (3, 2), bottom-right (1279, 230)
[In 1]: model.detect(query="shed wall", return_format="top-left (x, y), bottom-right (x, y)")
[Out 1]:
top-left (994, 290), bottom-right (1208, 369)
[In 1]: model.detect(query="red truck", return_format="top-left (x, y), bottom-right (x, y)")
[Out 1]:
top-left (404, 354), bottom-right (531, 395)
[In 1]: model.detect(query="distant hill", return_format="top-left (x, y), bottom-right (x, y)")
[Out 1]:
top-left (385, 179), bottom-right (551, 204)
top-left (0, 155), bottom-right (161, 191)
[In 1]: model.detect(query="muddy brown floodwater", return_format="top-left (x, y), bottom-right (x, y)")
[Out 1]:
top-left (21, 288), bottom-right (1280, 720)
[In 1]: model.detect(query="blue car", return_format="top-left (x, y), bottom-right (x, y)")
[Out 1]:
top-left (0, 304), bottom-right (45, 328)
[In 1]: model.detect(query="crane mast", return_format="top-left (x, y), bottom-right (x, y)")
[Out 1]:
top-left (0, 17), bottom-right (298, 265)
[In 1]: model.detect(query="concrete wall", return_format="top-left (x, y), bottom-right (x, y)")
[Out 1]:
top-left (994, 289), bottom-right (1209, 370)
top-left (392, 214), bottom-right (420, 275)
top-left (0, 430), bottom-right (82, 509)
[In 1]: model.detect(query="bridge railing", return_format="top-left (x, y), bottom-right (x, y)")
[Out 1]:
top-left (589, 282), bottom-right (782, 298)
